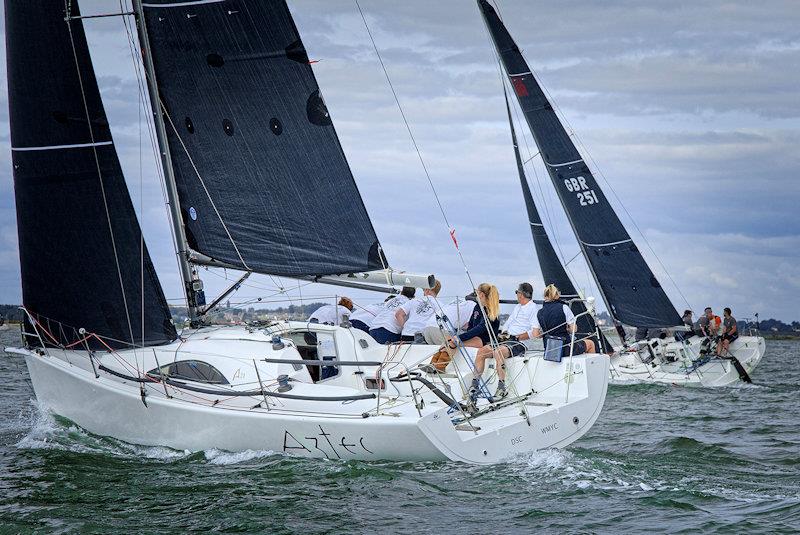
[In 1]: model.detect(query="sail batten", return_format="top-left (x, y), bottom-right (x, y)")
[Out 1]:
top-left (5, 0), bottom-right (176, 349)
top-left (480, 0), bottom-right (681, 329)
top-left (140, 0), bottom-right (386, 277)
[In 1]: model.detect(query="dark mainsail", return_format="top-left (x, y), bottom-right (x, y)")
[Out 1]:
top-left (504, 90), bottom-right (609, 350)
top-left (480, 0), bottom-right (681, 328)
top-left (5, 1), bottom-right (176, 349)
top-left (139, 0), bottom-right (386, 277)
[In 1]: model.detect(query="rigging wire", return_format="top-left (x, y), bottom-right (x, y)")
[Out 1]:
top-left (353, 0), bottom-right (500, 346)
top-left (118, 0), bottom-right (146, 366)
top-left (119, 0), bottom-right (189, 313)
top-left (64, 0), bottom-right (136, 350)
top-left (158, 104), bottom-right (251, 271)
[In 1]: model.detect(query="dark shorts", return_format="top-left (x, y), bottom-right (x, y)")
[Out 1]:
top-left (500, 340), bottom-right (527, 357)
top-left (399, 335), bottom-right (415, 343)
top-left (350, 319), bottom-right (370, 333)
top-left (564, 340), bottom-right (587, 357)
top-left (722, 333), bottom-right (738, 343)
top-left (369, 327), bottom-right (401, 344)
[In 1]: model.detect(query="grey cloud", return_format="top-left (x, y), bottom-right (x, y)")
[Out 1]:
top-left (0, 1), bottom-right (797, 320)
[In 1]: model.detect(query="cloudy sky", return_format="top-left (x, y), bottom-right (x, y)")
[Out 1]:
top-left (1, 0), bottom-right (798, 322)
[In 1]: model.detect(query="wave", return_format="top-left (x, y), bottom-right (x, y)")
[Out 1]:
top-left (204, 448), bottom-right (277, 465)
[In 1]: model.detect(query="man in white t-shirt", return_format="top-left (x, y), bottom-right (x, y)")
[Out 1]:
top-left (500, 283), bottom-right (538, 339)
top-left (308, 297), bottom-right (353, 326)
top-left (368, 287), bottom-right (416, 343)
top-left (395, 280), bottom-right (443, 342)
top-left (349, 297), bottom-right (394, 333)
top-left (421, 296), bottom-right (476, 345)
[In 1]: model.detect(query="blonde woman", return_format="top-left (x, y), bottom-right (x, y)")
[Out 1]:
top-left (533, 284), bottom-right (595, 356)
top-left (423, 283), bottom-right (501, 373)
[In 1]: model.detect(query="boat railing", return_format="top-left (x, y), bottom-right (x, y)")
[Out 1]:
top-left (259, 357), bottom-right (423, 416)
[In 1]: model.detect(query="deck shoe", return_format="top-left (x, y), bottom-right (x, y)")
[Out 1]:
top-left (493, 383), bottom-right (507, 401)
top-left (468, 378), bottom-right (480, 402)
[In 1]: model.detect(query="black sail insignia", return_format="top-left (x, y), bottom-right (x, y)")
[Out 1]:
top-left (5, 1), bottom-right (176, 348)
top-left (480, 0), bottom-right (681, 328)
top-left (141, 0), bottom-right (386, 277)
top-left (504, 90), bottom-right (610, 350)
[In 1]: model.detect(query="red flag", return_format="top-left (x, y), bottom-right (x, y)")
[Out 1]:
top-left (449, 227), bottom-right (459, 249)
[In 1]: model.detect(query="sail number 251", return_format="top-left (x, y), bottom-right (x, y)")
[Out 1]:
top-left (563, 176), bottom-right (600, 207)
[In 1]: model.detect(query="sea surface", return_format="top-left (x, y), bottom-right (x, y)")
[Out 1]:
top-left (1, 328), bottom-right (798, 534)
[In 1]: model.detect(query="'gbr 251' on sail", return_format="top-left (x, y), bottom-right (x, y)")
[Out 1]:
top-left (4, 0), bottom-right (609, 463)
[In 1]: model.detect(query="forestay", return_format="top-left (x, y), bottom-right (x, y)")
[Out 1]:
top-left (140, 0), bottom-right (386, 277)
top-left (480, 0), bottom-right (680, 328)
top-left (6, 1), bottom-right (176, 349)
top-left (504, 90), bottom-right (610, 350)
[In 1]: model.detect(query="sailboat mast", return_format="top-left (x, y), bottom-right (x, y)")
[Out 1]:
top-left (132, 0), bottom-right (200, 321)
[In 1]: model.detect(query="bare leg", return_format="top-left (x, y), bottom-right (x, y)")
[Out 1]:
top-left (493, 346), bottom-right (511, 381)
top-left (585, 339), bottom-right (596, 354)
top-left (473, 345), bottom-right (493, 376)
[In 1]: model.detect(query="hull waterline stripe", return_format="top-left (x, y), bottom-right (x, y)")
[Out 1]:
top-left (546, 158), bottom-right (584, 168)
top-left (581, 238), bottom-right (633, 248)
top-left (142, 0), bottom-right (225, 7)
top-left (12, 141), bottom-right (113, 152)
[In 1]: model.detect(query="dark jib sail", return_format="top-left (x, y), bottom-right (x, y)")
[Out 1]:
top-left (480, 0), bottom-right (680, 328)
top-left (5, 1), bottom-right (176, 349)
top-left (504, 90), bottom-right (610, 351)
top-left (140, 0), bottom-right (385, 277)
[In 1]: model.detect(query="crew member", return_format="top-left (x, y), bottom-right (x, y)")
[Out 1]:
top-left (308, 297), bottom-right (353, 325)
top-left (533, 284), bottom-right (595, 359)
top-left (368, 287), bottom-right (416, 343)
top-left (422, 283), bottom-right (500, 374)
top-left (470, 282), bottom-right (537, 400)
top-left (395, 280), bottom-right (443, 342)
top-left (717, 307), bottom-right (738, 356)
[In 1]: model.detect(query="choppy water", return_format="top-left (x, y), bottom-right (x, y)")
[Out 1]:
top-left (1, 328), bottom-right (798, 534)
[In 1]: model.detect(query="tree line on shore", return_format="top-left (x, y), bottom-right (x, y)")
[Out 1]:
top-left (2, 303), bottom-right (798, 335)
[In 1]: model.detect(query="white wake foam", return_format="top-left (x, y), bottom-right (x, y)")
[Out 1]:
top-left (204, 448), bottom-right (277, 465)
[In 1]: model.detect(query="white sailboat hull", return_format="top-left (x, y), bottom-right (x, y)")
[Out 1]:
top-left (11, 323), bottom-right (609, 464)
top-left (609, 335), bottom-right (765, 387)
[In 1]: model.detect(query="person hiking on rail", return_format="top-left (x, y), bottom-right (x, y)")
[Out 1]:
top-left (533, 284), bottom-right (595, 357)
top-left (350, 295), bottom-right (394, 333)
top-left (368, 287), bottom-right (416, 343)
top-left (395, 279), bottom-right (443, 342)
top-left (717, 307), bottom-right (738, 356)
top-left (308, 297), bottom-right (353, 325)
top-left (695, 307), bottom-right (714, 337)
